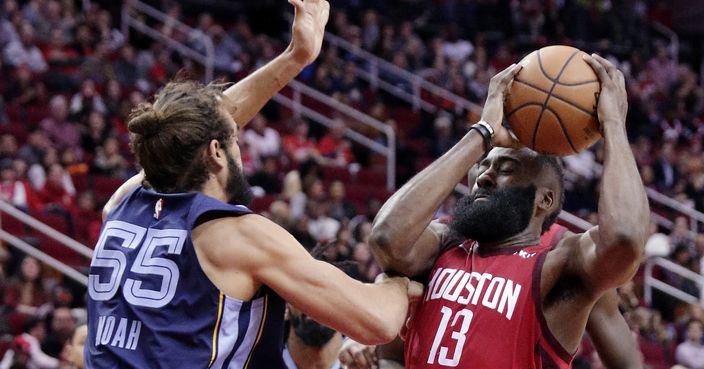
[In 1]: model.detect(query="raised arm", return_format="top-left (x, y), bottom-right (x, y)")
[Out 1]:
top-left (573, 54), bottom-right (649, 292)
top-left (587, 290), bottom-right (643, 369)
top-left (221, 0), bottom-right (329, 127)
top-left (369, 64), bottom-right (522, 277)
top-left (193, 214), bottom-right (422, 345)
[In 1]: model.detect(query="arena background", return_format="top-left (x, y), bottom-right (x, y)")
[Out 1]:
top-left (0, 1), bottom-right (703, 368)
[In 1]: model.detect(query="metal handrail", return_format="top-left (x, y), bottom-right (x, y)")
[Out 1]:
top-left (645, 187), bottom-right (704, 221)
top-left (325, 32), bottom-right (483, 114)
top-left (644, 257), bottom-right (704, 305)
top-left (122, 0), bottom-right (215, 82)
top-left (0, 229), bottom-right (88, 286)
top-left (0, 201), bottom-right (93, 257)
top-left (274, 80), bottom-right (397, 191)
top-left (651, 21), bottom-right (679, 64)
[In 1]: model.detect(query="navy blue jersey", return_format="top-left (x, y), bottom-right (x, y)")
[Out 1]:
top-left (86, 187), bottom-right (286, 369)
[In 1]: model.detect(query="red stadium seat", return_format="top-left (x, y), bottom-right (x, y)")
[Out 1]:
top-left (1, 212), bottom-right (27, 237)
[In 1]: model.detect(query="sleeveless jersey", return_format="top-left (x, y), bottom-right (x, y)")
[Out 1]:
top-left (86, 187), bottom-right (286, 369)
top-left (404, 231), bottom-right (574, 369)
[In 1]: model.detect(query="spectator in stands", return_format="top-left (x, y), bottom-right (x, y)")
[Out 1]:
top-left (4, 63), bottom-right (46, 107)
top-left (33, 0), bottom-right (71, 43)
top-left (16, 316), bottom-right (59, 368)
top-left (41, 307), bottom-right (75, 358)
top-left (94, 9), bottom-right (124, 51)
top-left (28, 148), bottom-right (75, 195)
top-left (317, 118), bottom-right (354, 166)
top-left (283, 118), bottom-right (319, 164)
top-left (42, 29), bottom-right (80, 92)
top-left (648, 44), bottom-right (678, 94)
top-left (210, 25), bottom-right (243, 74)
top-left (59, 148), bottom-right (87, 178)
top-left (91, 136), bottom-right (128, 179)
top-left (306, 201), bottom-right (340, 242)
top-left (112, 46), bottom-right (139, 87)
top-left (244, 113), bottom-right (281, 159)
top-left (0, 134), bottom-right (17, 160)
top-left (103, 79), bottom-right (124, 122)
top-left (79, 40), bottom-right (113, 86)
top-left (4, 256), bottom-right (48, 319)
top-left (39, 96), bottom-right (81, 156)
top-left (352, 240), bottom-right (381, 282)
top-left (249, 156), bottom-right (282, 195)
top-left (69, 190), bottom-right (101, 246)
top-left (80, 110), bottom-right (112, 156)
top-left (290, 177), bottom-right (325, 220)
top-left (675, 320), bottom-right (704, 369)
top-left (71, 22), bottom-right (94, 56)
top-left (17, 129), bottom-right (49, 167)
top-left (328, 180), bottom-right (355, 221)
top-left (653, 142), bottom-right (680, 192)
top-left (0, 0), bottom-right (20, 49)
top-left (37, 163), bottom-right (75, 211)
top-left (69, 79), bottom-right (106, 122)
top-left (0, 158), bottom-right (40, 212)
top-left (148, 47), bottom-right (178, 87)
top-left (3, 22), bottom-right (47, 73)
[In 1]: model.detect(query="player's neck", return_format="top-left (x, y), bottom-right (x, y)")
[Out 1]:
top-left (200, 176), bottom-right (229, 203)
top-left (479, 226), bottom-right (541, 250)
top-left (287, 332), bottom-right (343, 369)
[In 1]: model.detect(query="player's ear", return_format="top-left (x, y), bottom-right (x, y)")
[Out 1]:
top-left (205, 139), bottom-right (226, 171)
top-left (536, 187), bottom-right (555, 213)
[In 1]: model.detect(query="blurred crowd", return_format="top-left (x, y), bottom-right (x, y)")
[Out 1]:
top-left (0, 0), bottom-right (703, 368)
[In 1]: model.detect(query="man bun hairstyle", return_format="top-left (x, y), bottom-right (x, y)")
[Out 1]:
top-left (128, 80), bottom-right (234, 193)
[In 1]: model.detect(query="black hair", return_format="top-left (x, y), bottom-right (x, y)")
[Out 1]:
top-left (537, 155), bottom-right (565, 234)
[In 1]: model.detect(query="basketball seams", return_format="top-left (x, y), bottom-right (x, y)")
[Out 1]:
top-left (513, 79), bottom-right (597, 117)
top-left (531, 50), bottom-right (580, 151)
top-left (542, 107), bottom-right (578, 154)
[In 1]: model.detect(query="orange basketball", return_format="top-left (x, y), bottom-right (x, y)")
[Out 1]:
top-left (505, 45), bottom-right (602, 156)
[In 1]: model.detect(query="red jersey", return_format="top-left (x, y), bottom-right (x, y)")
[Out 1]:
top-left (404, 225), bottom-right (573, 369)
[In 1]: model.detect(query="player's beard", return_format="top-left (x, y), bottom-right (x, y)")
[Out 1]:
top-left (289, 314), bottom-right (337, 348)
top-left (449, 185), bottom-right (536, 244)
top-left (225, 152), bottom-right (252, 206)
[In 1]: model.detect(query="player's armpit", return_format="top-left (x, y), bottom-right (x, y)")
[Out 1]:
top-left (193, 214), bottom-right (417, 345)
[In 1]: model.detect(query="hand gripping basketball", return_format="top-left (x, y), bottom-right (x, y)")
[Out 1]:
top-left (582, 53), bottom-right (628, 130)
top-left (480, 63), bottom-right (523, 149)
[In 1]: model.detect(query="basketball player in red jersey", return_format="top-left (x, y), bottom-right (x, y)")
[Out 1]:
top-left (340, 224), bottom-right (643, 369)
top-left (368, 54), bottom-right (649, 368)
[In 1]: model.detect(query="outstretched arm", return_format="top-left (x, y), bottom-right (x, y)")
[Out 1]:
top-left (369, 64), bottom-right (522, 277)
top-left (222, 0), bottom-right (329, 127)
top-left (587, 290), bottom-right (643, 369)
top-left (574, 54), bottom-right (649, 293)
top-left (194, 214), bottom-right (423, 345)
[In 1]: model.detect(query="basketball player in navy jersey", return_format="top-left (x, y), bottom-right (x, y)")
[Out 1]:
top-left (86, 1), bottom-right (422, 368)
top-left (368, 54), bottom-right (649, 368)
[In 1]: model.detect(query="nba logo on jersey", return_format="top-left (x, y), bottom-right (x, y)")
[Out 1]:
top-left (516, 249), bottom-right (536, 259)
top-left (154, 198), bottom-right (164, 219)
